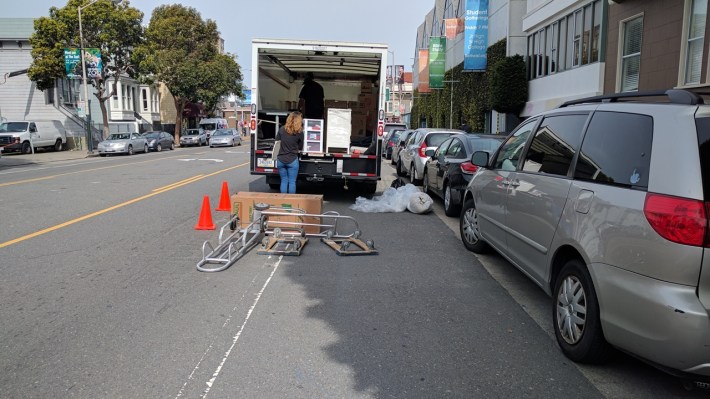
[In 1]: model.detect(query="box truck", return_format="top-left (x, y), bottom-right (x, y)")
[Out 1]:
top-left (249, 38), bottom-right (388, 193)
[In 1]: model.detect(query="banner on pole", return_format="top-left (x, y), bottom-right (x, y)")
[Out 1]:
top-left (428, 37), bottom-right (446, 89)
top-left (64, 48), bottom-right (81, 79)
top-left (445, 18), bottom-right (465, 40)
top-left (464, 0), bottom-right (489, 71)
top-left (418, 49), bottom-right (430, 93)
top-left (64, 48), bottom-right (103, 79)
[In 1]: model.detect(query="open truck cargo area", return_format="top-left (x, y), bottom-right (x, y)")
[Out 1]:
top-left (249, 39), bottom-right (388, 193)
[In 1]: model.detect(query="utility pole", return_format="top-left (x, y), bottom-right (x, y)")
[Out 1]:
top-left (442, 80), bottom-right (459, 129)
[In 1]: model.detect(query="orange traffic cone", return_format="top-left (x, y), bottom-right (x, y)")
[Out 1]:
top-left (195, 195), bottom-right (216, 230)
top-left (216, 181), bottom-right (231, 212)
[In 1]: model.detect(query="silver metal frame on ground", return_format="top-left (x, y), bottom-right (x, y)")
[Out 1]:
top-left (196, 206), bottom-right (375, 272)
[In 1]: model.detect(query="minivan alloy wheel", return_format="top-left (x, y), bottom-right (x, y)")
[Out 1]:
top-left (461, 205), bottom-right (480, 245)
top-left (460, 199), bottom-right (488, 253)
top-left (552, 259), bottom-right (611, 364)
top-left (556, 275), bottom-right (586, 345)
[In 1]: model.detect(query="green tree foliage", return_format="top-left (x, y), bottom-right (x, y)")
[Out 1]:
top-left (134, 5), bottom-right (242, 141)
top-left (489, 55), bottom-right (527, 114)
top-left (411, 39), bottom-right (519, 133)
top-left (28, 0), bottom-right (144, 137)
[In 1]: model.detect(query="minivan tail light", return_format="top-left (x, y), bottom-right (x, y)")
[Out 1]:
top-left (644, 193), bottom-right (707, 247)
top-left (418, 142), bottom-right (427, 157)
top-left (460, 161), bottom-right (479, 175)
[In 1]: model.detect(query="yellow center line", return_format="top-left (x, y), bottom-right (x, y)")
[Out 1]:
top-left (0, 162), bottom-right (249, 249)
top-left (153, 175), bottom-right (205, 191)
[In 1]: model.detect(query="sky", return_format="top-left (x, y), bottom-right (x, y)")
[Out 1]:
top-left (7, 0), bottom-right (435, 87)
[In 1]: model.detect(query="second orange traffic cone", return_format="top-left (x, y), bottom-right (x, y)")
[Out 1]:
top-left (194, 195), bottom-right (216, 230)
top-left (216, 181), bottom-right (231, 212)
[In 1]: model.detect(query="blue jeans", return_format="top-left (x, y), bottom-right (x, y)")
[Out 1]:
top-left (277, 158), bottom-right (299, 193)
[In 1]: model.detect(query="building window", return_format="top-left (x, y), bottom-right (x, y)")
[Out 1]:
top-left (558, 17), bottom-right (568, 72)
top-left (591, 1), bottom-right (601, 62)
top-left (573, 10), bottom-right (583, 67)
top-left (621, 16), bottom-right (643, 92)
top-left (566, 14), bottom-right (575, 70)
top-left (685, 0), bottom-right (707, 85)
top-left (113, 83), bottom-right (119, 108)
top-left (142, 88), bottom-right (148, 111)
top-left (535, 29), bottom-right (545, 78)
top-left (60, 78), bottom-right (80, 106)
top-left (121, 85), bottom-right (126, 109)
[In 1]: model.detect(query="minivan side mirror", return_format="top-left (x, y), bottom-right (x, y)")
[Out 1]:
top-left (425, 149), bottom-right (435, 157)
top-left (471, 151), bottom-right (489, 167)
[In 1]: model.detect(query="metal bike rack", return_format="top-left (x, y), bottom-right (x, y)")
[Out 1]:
top-left (196, 203), bottom-right (377, 272)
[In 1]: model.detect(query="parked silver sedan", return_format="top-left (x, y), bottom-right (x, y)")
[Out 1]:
top-left (97, 132), bottom-right (148, 156)
top-left (397, 128), bottom-right (462, 184)
top-left (209, 128), bottom-right (242, 147)
top-left (180, 128), bottom-right (207, 147)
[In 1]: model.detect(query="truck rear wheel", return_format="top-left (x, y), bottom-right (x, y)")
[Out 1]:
top-left (54, 139), bottom-right (63, 152)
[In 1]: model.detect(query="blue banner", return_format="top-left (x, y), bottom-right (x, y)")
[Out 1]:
top-left (464, 0), bottom-right (489, 71)
top-left (241, 89), bottom-right (252, 106)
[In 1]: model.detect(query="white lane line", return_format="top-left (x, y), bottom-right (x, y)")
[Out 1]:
top-left (174, 263), bottom-right (275, 399)
top-left (174, 255), bottom-right (282, 399)
top-left (201, 256), bottom-right (283, 397)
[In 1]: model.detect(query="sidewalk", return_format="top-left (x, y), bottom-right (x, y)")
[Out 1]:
top-left (0, 136), bottom-right (254, 169)
top-left (0, 148), bottom-right (95, 168)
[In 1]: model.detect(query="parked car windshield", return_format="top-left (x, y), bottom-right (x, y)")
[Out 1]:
top-left (185, 130), bottom-right (201, 136)
top-left (108, 133), bottom-right (130, 140)
top-left (144, 132), bottom-right (160, 139)
top-left (0, 122), bottom-right (29, 132)
top-left (213, 129), bottom-right (232, 136)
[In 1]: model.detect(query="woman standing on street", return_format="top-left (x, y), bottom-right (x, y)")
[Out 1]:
top-left (275, 111), bottom-right (304, 193)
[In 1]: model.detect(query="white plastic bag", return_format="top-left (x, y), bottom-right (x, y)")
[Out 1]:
top-left (349, 184), bottom-right (421, 213)
top-left (407, 192), bottom-right (433, 214)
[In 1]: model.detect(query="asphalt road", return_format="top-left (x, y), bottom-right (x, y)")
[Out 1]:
top-left (0, 146), bottom-right (706, 398)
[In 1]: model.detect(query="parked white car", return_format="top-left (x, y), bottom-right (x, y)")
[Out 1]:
top-left (97, 133), bottom-right (148, 156)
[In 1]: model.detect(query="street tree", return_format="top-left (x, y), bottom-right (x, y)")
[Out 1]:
top-left (28, 0), bottom-right (144, 138)
top-left (135, 5), bottom-right (242, 142)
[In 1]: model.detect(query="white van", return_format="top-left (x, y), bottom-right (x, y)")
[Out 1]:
top-left (0, 120), bottom-right (67, 154)
top-left (198, 118), bottom-right (228, 143)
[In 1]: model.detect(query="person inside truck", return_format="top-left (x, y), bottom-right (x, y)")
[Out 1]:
top-left (298, 72), bottom-right (324, 120)
top-left (275, 111), bottom-right (304, 194)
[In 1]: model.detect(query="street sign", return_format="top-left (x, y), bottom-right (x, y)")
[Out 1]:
top-left (77, 101), bottom-right (86, 118)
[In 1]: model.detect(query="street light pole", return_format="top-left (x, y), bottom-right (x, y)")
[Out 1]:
top-left (443, 79), bottom-right (460, 129)
top-left (78, 0), bottom-right (98, 154)
top-left (388, 50), bottom-right (396, 122)
top-left (78, 0), bottom-right (121, 154)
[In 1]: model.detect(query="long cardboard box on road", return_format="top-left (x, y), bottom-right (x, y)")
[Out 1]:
top-left (231, 192), bottom-right (323, 234)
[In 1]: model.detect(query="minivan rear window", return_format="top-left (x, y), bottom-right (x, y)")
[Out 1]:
top-left (575, 111), bottom-right (652, 189)
top-left (695, 117), bottom-right (710, 199)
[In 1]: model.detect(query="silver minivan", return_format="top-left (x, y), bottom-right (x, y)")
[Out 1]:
top-left (460, 90), bottom-right (710, 382)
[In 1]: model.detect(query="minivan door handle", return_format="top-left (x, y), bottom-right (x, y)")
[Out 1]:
top-left (502, 179), bottom-right (520, 187)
